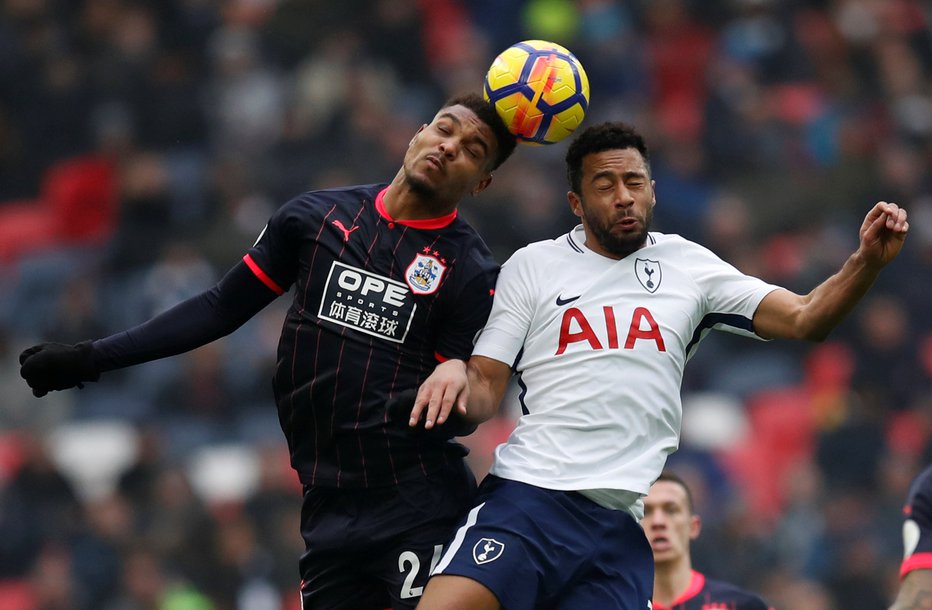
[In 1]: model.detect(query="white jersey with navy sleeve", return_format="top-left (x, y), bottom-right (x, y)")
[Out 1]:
top-left (473, 225), bottom-right (780, 517)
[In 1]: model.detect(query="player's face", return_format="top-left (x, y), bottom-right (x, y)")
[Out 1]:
top-left (641, 480), bottom-right (700, 566)
top-left (567, 147), bottom-right (655, 259)
top-left (402, 105), bottom-right (497, 205)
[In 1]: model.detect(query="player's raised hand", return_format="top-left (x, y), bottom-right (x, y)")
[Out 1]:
top-left (859, 201), bottom-right (908, 267)
top-left (385, 358), bottom-right (476, 438)
top-left (385, 384), bottom-right (476, 440)
top-left (19, 341), bottom-right (100, 397)
top-left (410, 359), bottom-right (469, 431)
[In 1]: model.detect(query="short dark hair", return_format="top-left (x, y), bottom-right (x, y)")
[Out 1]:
top-left (565, 121), bottom-right (651, 193)
top-left (655, 470), bottom-right (694, 513)
top-left (442, 93), bottom-right (517, 171)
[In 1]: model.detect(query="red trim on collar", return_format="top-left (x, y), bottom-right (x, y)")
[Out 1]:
top-left (375, 187), bottom-right (458, 229)
top-left (653, 570), bottom-right (706, 610)
top-left (902, 553), bottom-right (932, 578)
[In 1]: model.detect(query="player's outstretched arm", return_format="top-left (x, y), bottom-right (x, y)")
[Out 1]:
top-left (753, 201), bottom-right (908, 342)
top-left (19, 261), bottom-right (278, 398)
top-left (408, 355), bottom-right (511, 430)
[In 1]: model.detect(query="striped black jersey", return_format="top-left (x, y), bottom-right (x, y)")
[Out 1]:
top-left (900, 465), bottom-right (932, 577)
top-left (654, 571), bottom-right (772, 610)
top-left (245, 183), bottom-right (498, 488)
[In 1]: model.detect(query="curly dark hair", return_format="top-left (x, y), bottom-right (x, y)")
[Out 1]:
top-left (565, 122), bottom-right (651, 193)
top-left (442, 93), bottom-right (518, 171)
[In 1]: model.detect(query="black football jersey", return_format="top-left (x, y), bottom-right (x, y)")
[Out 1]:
top-left (246, 184), bottom-right (498, 488)
top-left (653, 571), bottom-right (772, 610)
top-left (901, 465), bottom-right (932, 577)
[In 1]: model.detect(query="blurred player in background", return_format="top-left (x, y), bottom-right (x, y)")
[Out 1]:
top-left (890, 465), bottom-right (932, 610)
top-left (407, 121), bottom-right (908, 610)
top-left (642, 471), bottom-right (773, 610)
top-left (19, 93), bottom-right (517, 610)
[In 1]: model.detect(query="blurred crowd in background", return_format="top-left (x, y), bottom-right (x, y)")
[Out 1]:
top-left (0, 0), bottom-right (931, 609)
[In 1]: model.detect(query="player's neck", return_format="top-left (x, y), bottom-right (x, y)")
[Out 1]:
top-left (384, 172), bottom-right (457, 220)
top-left (652, 561), bottom-right (695, 607)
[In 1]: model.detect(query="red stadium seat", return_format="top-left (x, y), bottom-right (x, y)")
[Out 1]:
top-left (0, 155), bottom-right (116, 263)
top-left (720, 387), bottom-right (816, 524)
top-left (0, 433), bottom-right (24, 482)
top-left (0, 200), bottom-right (59, 263)
top-left (42, 155), bottom-right (117, 243)
top-left (0, 579), bottom-right (37, 610)
top-left (886, 410), bottom-right (929, 459)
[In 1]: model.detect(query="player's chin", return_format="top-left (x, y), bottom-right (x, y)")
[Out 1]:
top-left (406, 173), bottom-right (441, 197)
top-left (650, 549), bottom-right (677, 563)
top-left (603, 234), bottom-right (645, 258)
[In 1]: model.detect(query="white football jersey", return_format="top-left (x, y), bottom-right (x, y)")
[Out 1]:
top-left (474, 225), bottom-right (779, 517)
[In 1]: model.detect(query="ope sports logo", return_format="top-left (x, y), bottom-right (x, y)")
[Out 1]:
top-left (318, 262), bottom-right (417, 343)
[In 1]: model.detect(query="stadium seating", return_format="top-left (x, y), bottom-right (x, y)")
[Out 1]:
top-left (0, 156), bottom-right (117, 264)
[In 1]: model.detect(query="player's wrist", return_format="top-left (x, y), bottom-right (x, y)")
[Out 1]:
top-left (74, 340), bottom-right (101, 382)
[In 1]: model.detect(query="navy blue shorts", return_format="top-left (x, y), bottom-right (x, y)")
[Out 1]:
top-left (431, 475), bottom-right (653, 610)
top-left (298, 460), bottom-right (476, 610)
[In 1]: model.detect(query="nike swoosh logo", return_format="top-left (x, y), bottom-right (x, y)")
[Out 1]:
top-left (555, 294), bottom-right (580, 306)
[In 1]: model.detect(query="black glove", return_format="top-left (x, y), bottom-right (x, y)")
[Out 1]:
top-left (386, 388), bottom-right (477, 440)
top-left (19, 341), bottom-right (100, 397)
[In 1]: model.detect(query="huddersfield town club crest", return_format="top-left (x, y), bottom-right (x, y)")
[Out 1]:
top-left (635, 258), bottom-right (661, 293)
top-left (405, 253), bottom-right (446, 295)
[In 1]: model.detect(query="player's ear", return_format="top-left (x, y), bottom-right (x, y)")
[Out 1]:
top-left (650, 179), bottom-right (657, 209)
top-left (567, 191), bottom-right (583, 218)
top-left (472, 174), bottom-right (493, 196)
top-left (689, 513), bottom-right (701, 540)
top-left (410, 124), bottom-right (428, 146)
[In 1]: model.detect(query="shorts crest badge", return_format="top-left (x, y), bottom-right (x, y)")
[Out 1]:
top-left (472, 538), bottom-right (504, 565)
top-left (406, 253), bottom-right (446, 295)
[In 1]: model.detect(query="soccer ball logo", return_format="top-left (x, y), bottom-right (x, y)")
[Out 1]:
top-left (484, 40), bottom-right (590, 146)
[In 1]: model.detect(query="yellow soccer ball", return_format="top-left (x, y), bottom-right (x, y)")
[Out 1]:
top-left (484, 40), bottom-right (590, 145)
